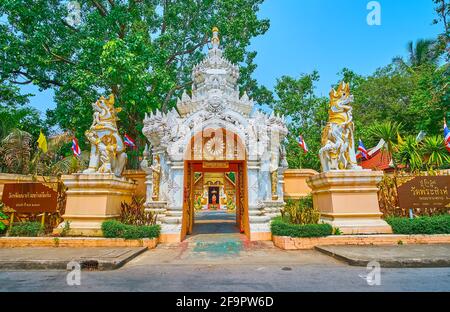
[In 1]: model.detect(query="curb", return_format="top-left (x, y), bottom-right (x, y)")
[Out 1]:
top-left (0, 237), bottom-right (158, 249)
top-left (0, 247), bottom-right (148, 271)
top-left (314, 246), bottom-right (450, 268)
top-left (272, 234), bottom-right (450, 250)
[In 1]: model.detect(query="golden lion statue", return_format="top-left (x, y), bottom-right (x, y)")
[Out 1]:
top-left (319, 82), bottom-right (361, 172)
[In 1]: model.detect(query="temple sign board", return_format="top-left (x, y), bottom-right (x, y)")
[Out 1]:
top-left (2, 182), bottom-right (58, 214)
top-left (398, 176), bottom-right (450, 212)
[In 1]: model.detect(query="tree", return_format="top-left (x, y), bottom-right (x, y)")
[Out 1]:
top-left (432, 0), bottom-right (450, 60)
top-left (420, 135), bottom-right (450, 170)
top-left (0, 83), bottom-right (43, 141)
top-left (0, 129), bottom-right (33, 174)
top-left (367, 121), bottom-right (403, 167)
top-left (1, 0), bottom-right (271, 156)
top-left (394, 135), bottom-right (423, 172)
top-left (339, 59), bottom-right (448, 142)
top-left (270, 72), bottom-right (328, 170)
top-left (400, 39), bottom-right (439, 67)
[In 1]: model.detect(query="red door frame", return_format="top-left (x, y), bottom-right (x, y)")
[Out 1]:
top-left (181, 160), bottom-right (249, 241)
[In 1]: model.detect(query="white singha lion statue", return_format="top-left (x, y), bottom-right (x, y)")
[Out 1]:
top-left (83, 94), bottom-right (127, 176)
top-left (319, 82), bottom-right (362, 172)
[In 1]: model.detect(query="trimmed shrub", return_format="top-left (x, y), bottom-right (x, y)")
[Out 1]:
top-left (0, 208), bottom-right (7, 234)
top-left (386, 214), bottom-right (450, 234)
top-left (102, 220), bottom-right (160, 239)
top-left (271, 218), bottom-right (333, 238)
top-left (102, 220), bottom-right (126, 238)
top-left (9, 222), bottom-right (43, 237)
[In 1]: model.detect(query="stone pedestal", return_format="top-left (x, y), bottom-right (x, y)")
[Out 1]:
top-left (307, 170), bottom-right (392, 235)
top-left (56, 174), bottom-right (136, 236)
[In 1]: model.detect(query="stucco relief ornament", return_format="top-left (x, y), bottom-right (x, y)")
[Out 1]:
top-left (204, 137), bottom-right (225, 159)
top-left (83, 94), bottom-right (127, 177)
top-left (151, 155), bottom-right (161, 201)
top-left (319, 82), bottom-right (362, 172)
top-left (206, 90), bottom-right (225, 113)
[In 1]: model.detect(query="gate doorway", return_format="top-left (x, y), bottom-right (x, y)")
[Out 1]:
top-left (181, 161), bottom-right (249, 241)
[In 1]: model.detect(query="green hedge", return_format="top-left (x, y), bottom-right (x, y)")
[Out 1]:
top-left (9, 222), bottom-right (43, 237)
top-left (386, 214), bottom-right (450, 235)
top-left (102, 220), bottom-right (160, 239)
top-left (0, 204), bottom-right (7, 234)
top-left (271, 218), bottom-right (333, 238)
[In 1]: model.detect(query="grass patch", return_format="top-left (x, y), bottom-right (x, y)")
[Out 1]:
top-left (386, 214), bottom-right (450, 235)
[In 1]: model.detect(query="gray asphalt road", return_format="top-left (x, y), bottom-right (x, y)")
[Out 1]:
top-left (1, 246), bottom-right (449, 292)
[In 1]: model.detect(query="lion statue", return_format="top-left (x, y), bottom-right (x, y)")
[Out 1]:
top-left (319, 82), bottom-right (361, 172)
top-left (83, 94), bottom-right (127, 177)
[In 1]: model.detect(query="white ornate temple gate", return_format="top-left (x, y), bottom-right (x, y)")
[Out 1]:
top-left (142, 28), bottom-right (288, 243)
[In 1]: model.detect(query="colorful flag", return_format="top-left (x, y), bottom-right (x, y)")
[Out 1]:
top-left (397, 132), bottom-right (404, 145)
top-left (37, 130), bottom-right (48, 153)
top-left (297, 135), bottom-right (308, 153)
top-left (358, 139), bottom-right (370, 160)
top-left (124, 134), bottom-right (136, 148)
top-left (444, 120), bottom-right (450, 153)
top-left (71, 138), bottom-right (81, 157)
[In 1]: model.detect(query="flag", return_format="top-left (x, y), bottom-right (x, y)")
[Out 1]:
top-left (416, 131), bottom-right (426, 143)
top-left (358, 139), bottom-right (370, 160)
top-left (297, 135), bottom-right (308, 153)
top-left (444, 120), bottom-right (450, 153)
top-left (124, 134), bottom-right (136, 148)
top-left (397, 132), bottom-right (404, 145)
top-left (37, 130), bottom-right (48, 153)
top-left (71, 138), bottom-right (81, 157)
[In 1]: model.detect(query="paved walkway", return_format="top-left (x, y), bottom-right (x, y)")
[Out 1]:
top-left (0, 211), bottom-right (449, 291)
top-left (1, 243), bottom-right (449, 291)
top-left (193, 210), bottom-right (239, 234)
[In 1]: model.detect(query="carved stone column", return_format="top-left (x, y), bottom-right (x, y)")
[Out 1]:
top-left (159, 160), bottom-right (184, 243)
top-left (247, 160), bottom-right (271, 241)
top-left (141, 148), bottom-right (167, 223)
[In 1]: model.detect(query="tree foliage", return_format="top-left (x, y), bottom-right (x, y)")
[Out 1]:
top-left (0, 0), bottom-right (271, 152)
top-left (270, 72), bottom-right (328, 170)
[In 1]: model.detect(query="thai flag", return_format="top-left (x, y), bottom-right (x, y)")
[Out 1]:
top-left (358, 139), bottom-right (369, 160)
top-left (124, 134), bottom-right (136, 148)
top-left (297, 135), bottom-right (308, 153)
top-left (444, 121), bottom-right (450, 153)
top-left (71, 138), bottom-right (81, 157)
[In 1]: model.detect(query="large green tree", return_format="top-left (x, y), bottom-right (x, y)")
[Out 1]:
top-left (270, 72), bottom-right (328, 170)
top-left (339, 58), bottom-right (449, 146)
top-left (0, 83), bottom-right (43, 141)
top-left (0, 0), bottom-right (271, 152)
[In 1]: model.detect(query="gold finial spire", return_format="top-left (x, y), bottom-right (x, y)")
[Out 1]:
top-left (211, 26), bottom-right (220, 48)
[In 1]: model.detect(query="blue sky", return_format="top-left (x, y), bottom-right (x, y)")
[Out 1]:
top-left (20, 0), bottom-right (442, 115)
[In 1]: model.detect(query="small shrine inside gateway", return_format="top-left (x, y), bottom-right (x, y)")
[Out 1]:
top-left (192, 172), bottom-right (237, 212)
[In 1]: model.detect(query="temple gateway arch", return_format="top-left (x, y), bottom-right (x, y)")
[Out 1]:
top-left (142, 29), bottom-right (288, 243)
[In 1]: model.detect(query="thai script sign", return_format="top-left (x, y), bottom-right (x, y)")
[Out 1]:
top-left (398, 176), bottom-right (450, 210)
top-left (1, 182), bottom-right (58, 213)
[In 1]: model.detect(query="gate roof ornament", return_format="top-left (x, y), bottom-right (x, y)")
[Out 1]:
top-left (177, 27), bottom-right (253, 117)
top-left (143, 27), bottom-right (287, 161)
